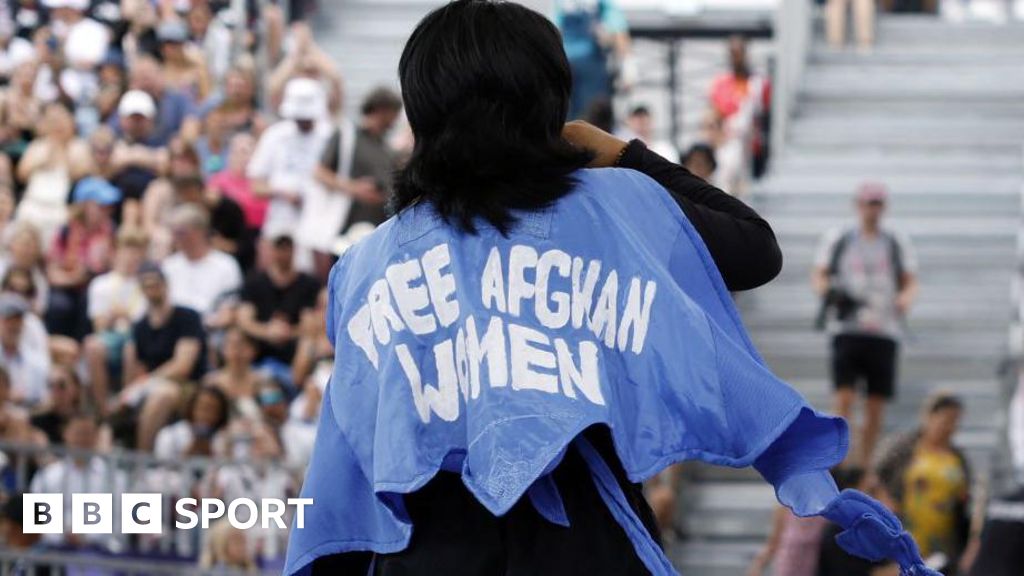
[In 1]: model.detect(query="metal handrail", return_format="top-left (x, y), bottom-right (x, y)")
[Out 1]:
top-left (0, 440), bottom-right (299, 571)
top-left (769, 0), bottom-right (813, 163)
top-left (0, 549), bottom-right (279, 576)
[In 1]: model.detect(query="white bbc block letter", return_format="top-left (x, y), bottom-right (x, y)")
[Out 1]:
top-left (122, 493), bottom-right (162, 534)
top-left (72, 494), bottom-right (113, 534)
top-left (23, 494), bottom-right (62, 534)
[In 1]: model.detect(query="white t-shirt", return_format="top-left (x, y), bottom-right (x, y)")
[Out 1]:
top-left (162, 249), bottom-right (242, 317)
top-left (813, 227), bottom-right (918, 340)
top-left (63, 18), bottom-right (110, 69)
top-left (246, 119), bottom-right (331, 238)
top-left (87, 271), bottom-right (146, 327)
top-left (0, 36), bottom-right (34, 77)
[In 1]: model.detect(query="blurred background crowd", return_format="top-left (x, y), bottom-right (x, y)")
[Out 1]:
top-left (0, 0), bottom-right (1020, 574)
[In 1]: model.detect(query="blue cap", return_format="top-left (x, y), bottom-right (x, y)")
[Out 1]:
top-left (73, 177), bottom-right (122, 206)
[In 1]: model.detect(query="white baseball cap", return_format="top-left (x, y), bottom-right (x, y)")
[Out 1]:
top-left (43, 0), bottom-right (88, 10)
top-left (118, 90), bottom-right (157, 119)
top-left (279, 77), bottom-right (327, 121)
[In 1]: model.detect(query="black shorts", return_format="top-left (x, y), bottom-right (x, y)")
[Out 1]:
top-left (831, 334), bottom-right (899, 399)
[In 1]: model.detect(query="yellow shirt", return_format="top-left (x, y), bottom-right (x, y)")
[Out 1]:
top-left (902, 447), bottom-right (966, 557)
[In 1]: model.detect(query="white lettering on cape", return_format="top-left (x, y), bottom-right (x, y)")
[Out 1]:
top-left (345, 243), bottom-right (655, 424)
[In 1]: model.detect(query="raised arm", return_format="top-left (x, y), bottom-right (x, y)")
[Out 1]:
top-left (563, 121), bottom-right (782, 291)
top-left (615, 139), bottom-right (782, 291)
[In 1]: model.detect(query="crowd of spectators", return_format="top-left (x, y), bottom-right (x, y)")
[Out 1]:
top-left (0, 0), bottom-right (405, 570)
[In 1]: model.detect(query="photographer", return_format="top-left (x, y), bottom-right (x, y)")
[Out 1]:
top-left (812, 182), bottom-right (918, 468)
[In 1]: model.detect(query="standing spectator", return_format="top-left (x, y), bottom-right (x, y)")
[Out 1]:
top-left (209, 133), bottom-right (264, 243)
top-left (15, 102), bottom-right (93, 244)
top-left (161, 203), bottom-right (242, 322)
top-left (827, 0), bottom-right (875, 49)
top-left (617, 104), bottom-right (678, 160)
top-left (267, 22), bottom-right (343, 117)
top-left (236, 234), bottom-right (319, 366)
top-left (309, 86), bottom-right (402, 279)
top-left (119, 263), bottom-right (206, 451)
top-left (247, 77), bottom-right (330, 261)
top-left (554, 0), bottom-right (635, 120)
top-left (812, 182), bottom-right (918, 467)
top-left (0, 293), bottom-right (49, 408)
top-left (706, 36), bottom-right (770, 195)
top-left (186, 2), bottom-right (232, 88)
top-left (83, 226), bottom-right (147, 416)
top-left (44, 176), bottom-right (118, 340)
top-left (873, 392), bottom-right (975, 573)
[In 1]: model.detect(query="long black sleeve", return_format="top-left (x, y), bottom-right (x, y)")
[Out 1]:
top-left (617, 140), bottom-right (782, 291)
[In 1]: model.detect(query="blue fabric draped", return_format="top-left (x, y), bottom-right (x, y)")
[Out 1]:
top-left (284, 168), bottom-right (939, 576)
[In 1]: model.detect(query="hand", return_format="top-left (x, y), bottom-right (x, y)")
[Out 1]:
top-left (267, 318), bottom-right (294, 344)
top-left (562, 121), bottom-right (628, 168)
top-left (346, 177), bottom-right (382, 204)
top-left (895, 291), bottom-right (913, 316)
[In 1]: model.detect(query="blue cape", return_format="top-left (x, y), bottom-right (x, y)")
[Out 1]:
top-left (285, 168), bottom-right (938, 576)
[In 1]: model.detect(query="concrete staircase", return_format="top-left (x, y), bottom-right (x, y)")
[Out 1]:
top-left (674, 15), bottom-right (1024, 575)
top-left (313, 0), bottom-right (551, 114)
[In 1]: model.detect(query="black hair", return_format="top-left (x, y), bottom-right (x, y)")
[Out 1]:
top-left (137, 261), bottom-right (166, 281)
top-left (926, 393), bottom-right (964, 414)
top-left (187, 386), bottom-right (231, 432)
top-left (830, 466), bottom-right (865, 491)
top-left (393, 0), bottom-right (592, 234)
top-left (172, 174), bottom-right (205, 194)
top-left (361, 87), bottom-right (403, 116)
top-left (681, 143), bottom-right (718, 173)
top-left (1, 267), bottom-right (37, 300)
top-left (629, 104), bottom-right (651, 117)
top-left (583, 97), bottom-right (614, 133)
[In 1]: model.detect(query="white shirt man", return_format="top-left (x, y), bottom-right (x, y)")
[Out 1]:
top-left (162, 249), bottom-right (242, 317)
top-left (247, 78), bottom-right (332, 239)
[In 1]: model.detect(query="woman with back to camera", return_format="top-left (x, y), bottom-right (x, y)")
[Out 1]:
top-left (285, 2), bottom-right (940, 575)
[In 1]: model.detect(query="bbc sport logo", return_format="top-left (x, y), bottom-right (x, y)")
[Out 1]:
top-left (23, 494), bottom-right (313, 534)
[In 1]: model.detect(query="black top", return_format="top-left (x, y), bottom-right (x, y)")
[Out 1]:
top-left (617, 139), bottom-right (782, 292)
top-left (132, 306), bottom-right (207, 382)
top-left (209, 195), bottom-right (253, 272)
top-left (818, 523), bottom-right (883, 576)
top-left (240, 271), bottom-right (321, 362)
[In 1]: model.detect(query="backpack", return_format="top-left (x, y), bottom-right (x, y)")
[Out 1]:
top-left (827, 229), bottom-right (906, 290)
